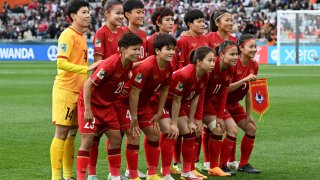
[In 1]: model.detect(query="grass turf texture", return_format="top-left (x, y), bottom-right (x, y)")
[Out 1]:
top-left (0, 61), bottom-right (319, 179)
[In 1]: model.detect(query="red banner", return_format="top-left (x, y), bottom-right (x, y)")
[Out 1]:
top-left (249, 78), bottom-right (270, 115)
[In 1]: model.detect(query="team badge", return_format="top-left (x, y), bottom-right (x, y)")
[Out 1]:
top-left (200, 83), bottom-right (204, 88)
top-left (237, 70), bottom-right (242, 75)
top-left (95, 38), bottom-right (102, 47)
top-left (191, 43), bottom-right (196, 47)
top-left (108, 38), bottom-right (113, 42)
top-left (214, 43), bottom-right (220, 47)
top-left (255, 92), bottom-right (264, 104)
top-left (134, 73), bottom-right (144, 83)
top-left (97, 69), bottom-right (106, 79)
top-left (166, 72), bottom-right (170, 78)
top-left (176, 82), bottom-right (184, 91)
top-left (153, 75), bottom-right (158, 79)
top-left (225, 75), bottom-right (230, 81)
top-left (115, 73), bottom-right (121, 78)
top-left (60, 43), bottom-right (67, 52)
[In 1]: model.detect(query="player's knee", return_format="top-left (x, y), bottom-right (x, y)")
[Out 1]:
top-left (126, 133), bottom-right (140, 145)
top-left (80, 137), bottom-right (94, 151)
top-left (55, 125), bottom-right (70, 139)
top-left (227, 125), bottom-right (238, 137)
top-left (246, 123), bottom-right (256, 136)
top-left (109, 135), bottom-right (122, 148)
top-left (68, 128), bottom-right (77, 137)
top-left (212, 127), bottom-right (223, 136)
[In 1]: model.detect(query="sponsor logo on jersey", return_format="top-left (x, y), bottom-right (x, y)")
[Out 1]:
top-left (97, 69), bottom-right (106, 79)
top-left (95, 38), bottom-right (102, 47)
top-left (176, 82), bottom-right (184, 91)
top-left (60, 43), bottom-right (67, 52)
top-left (134, 73), bottom-right (144, 83)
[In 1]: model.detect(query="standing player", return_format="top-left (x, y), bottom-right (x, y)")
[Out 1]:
top-left (122, 0), bottom-right (147, 65)
top-left (87, 1), bottom-right (125, 179)
top-left (76, 32), bottom-right (142, 180)
top-left (50, 1), bottom-right (101, 180)
top-left (202, 40), bottom-right (238, 177)
top-left (201, 9), bottom-right (238, 171)
top-left (146, 6), bottom-right (174, 56)
top-left (221, 34), bottom-right (260, 173)
top-left (174, 9), bottom-right (209, 70)
top-left (114, 33), bottom-right (176, 180)
top-left (165, 46), bottom-right (214, 180)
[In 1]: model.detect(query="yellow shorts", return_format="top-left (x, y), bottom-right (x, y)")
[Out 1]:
top-left (52, 86), bottom-right (79, 126)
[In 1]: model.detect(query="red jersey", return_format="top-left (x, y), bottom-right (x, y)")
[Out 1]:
top-left (227, 58), bottom-right (258, 104)
top-left (174, 35), bottom-right (209, 69)
top-left (93, 25), bottom-right (124, 59)
top-left (205, 32), bottom-right (237, 50)
top-left (146, 32), bottom-right (157, 57)
top-left (121, 55), bottom-right (172, 108)
top-left (205, 58), bottom-right (234, 119)
top-left (122, 26), bottom-right (147, 61)
top-left (168, 64), bottom-right (209, 120)
top-left (79, 53), bottom-right (132, 106)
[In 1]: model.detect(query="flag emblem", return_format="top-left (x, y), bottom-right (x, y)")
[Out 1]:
top-left (95, 38), bottom-right (102, 47)
top-left (176, 82), bottom-right (184, 91)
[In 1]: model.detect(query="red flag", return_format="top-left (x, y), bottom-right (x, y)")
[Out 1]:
top-left (249, 78), bottom-right (270, 121)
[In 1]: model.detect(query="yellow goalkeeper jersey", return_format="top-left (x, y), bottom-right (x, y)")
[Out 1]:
top-left (53, 26), bottom-right (89, 93)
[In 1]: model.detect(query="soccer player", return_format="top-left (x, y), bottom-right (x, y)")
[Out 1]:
top-left (50, 1), bottom-right (101, 180)
top-left (174, 9), bottom-right (209, 70)
top-left (114, 33), bottom-right (176, 180)
top-left (146, 6), bottom-right (174, 56)
top-left (202, 40), bottom-right (238, 177)
top-left (87, 0), bottom-right (125, 178)
top-left (221, 34), bottom-right (260, 173)
top-left (165, 46), bottom-right (214, 180)
top-left (122, 0), bottom-right (147, 65)
top-left (202, 9), bottom-right (237, 171)
top-left (76, 32), bottom-right (142, 180)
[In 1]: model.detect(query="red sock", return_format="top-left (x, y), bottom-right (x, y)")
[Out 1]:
top-left (240, 134), bottom-right (255, 167)
top-left (174, 135), bottom-right (182, 164)
top-left (229, 142), bottom-right (237, 162)
top-left (77, 150), bottom-right (90, 180)
top-left (195, 136), bottom-right (201, 162)
top-left (182, 133), bottom-right (195, 173)
top-left (219, 134), bottom-right (236, 167)
top-left (88, 136), bottom-right (100, 175)
top-left (202, 128), bottom-right (210, 163)
top-left (108, 148), bottom-right (121, 176)
top-left (144, 137), bottom-right (160, 175)
top-left (208, 134), bottom-right (222, 168)
top-left (126, 143), bottom-right (139, 179)
top-left (161, 133), bottom-right (176, 176)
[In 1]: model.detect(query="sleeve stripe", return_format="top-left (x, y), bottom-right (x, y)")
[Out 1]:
top-left (130, 85), bottom-right (142, 91)
top-left (94, 52), bottom-right (104, 56)
top-left (89, 78), bottom-right (98, 86)
top-left (57, 55), bottom-right (68, 59)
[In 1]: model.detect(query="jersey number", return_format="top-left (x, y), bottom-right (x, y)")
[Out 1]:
top-left (186, 91), bottom-right (196, 101)
top-left (139, 46), bottom-right (144, 59)
top-left (114, 82), bottom-right (125, 94)
top-left (84, 118), bottom-right (96, 129)
top-left (212, 84), bottom-right (221, 95)
top-left (65, 107), bottom-right (74, 121)
top-left (126, 110), bottom-right (132, 121)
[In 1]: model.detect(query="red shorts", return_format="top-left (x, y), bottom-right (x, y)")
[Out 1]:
top-left (203, 100), bottom-right (229, 120)
top-left (149, 101), bottom-right (171, 119)
top-left (224, 102), bottom-right (247, 124)
top-left (114, 100), bottom-right (154, 131)
top-left (78, 99), bottom-right (120, 134)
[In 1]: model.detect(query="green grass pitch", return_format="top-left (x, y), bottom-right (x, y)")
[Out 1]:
top-left (0, 61), bottom-right (320, 179)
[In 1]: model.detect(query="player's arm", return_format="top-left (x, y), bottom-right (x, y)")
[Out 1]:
top-left (228, 74), bottom-right (257, 92)
top-left (171, 95), bottom-right (182, 125)
top-left (83, 79), bottom-right (94, 121)
top-left (57, 57), bottom-right (88, 74)
top-left (217, 86), bottom-right (228, 130)
top-left (245, 91), bottom-right (251, 116)
top-left (157, 86), bottom-right (169, 116)
top-left (133, 61), bottom-right (143, 68)
top-left (94, 54), bottom-right (103, 62)
top-left (129, 87), bottom-right (141, 136)
top-left (188, 94), bottom-right (200, 134)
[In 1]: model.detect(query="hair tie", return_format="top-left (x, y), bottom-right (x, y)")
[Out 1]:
top-left (239, 38), bottom-right (255, 47)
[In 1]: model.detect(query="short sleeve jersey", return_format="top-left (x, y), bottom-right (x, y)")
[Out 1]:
top-left (124, 55), bottom-right (172, 108)
top-left (122, 27), bottom-right (147, 61)
top-left (168, 64), bottom-right (209, 119)
top-left (205, 32), bottom-right (237, 50)
top-left (86, 53), bottom-right (132, 106)
top-left (227, 58), bottom-right (258, 104)
top-left (205, 58), bottom-right (234, 118)
top-left (146, 32), bottom-right (157, 57)
top-left (174, 35), bottom-right (209, 69)
top-left (54, 26), bottom-right (88, 93)
top-left (93, 25), bottom-right (124, 59)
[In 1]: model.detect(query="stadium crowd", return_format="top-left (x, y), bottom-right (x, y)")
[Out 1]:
top-left (0, 0), bottom-right (319, 43)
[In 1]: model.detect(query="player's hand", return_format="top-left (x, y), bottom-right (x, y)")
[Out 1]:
top-left (168, 123), bottom-right (179, 139)
top-left (84, 109), bottom-right (93, 122)
top-left (245, 74), bottom-right (257, 82)
top-left (88, 60), bottom-right (103, 71)
top-left (129, 119), bottom-right (141, 137)
top-left (150, 113), bottom-right (162, 132)
top-left (195, 120), bottom-right (203, 135)
top-left (188, 121), bottom-right (197, 134)
top-left (246, 115), bottom-right (257, 128)
top-left (216, 118), bottom-right (225, 132)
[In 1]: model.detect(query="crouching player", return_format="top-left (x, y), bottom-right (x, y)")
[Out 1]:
top-left (160, 47), bottom-right (214, 180)
top-left (114, 33), bottom-right (176, 180)
top-left (76, 32), bottom-right (143, 180)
